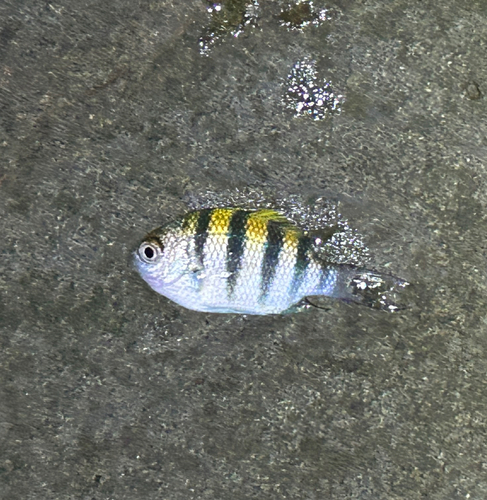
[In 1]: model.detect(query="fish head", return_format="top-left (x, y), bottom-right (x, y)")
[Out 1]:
top-left (134, 223), bottom-right (192, 296)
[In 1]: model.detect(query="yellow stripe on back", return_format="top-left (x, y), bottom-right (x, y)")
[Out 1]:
top-left (245, 211), bottom-right (269, 244)
top-left (245, 209), bottom-right (298, 245)
top-left (282, 225), bottom-right (301, 253)
top-left (208, 208), bottom-right (235, 235)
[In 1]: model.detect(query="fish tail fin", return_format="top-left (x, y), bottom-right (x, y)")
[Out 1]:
top-left (325, 264), bottom-right (411, 312)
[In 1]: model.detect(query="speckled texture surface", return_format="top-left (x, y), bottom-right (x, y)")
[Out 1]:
top-left (1, 0), bottom-right (487, 499)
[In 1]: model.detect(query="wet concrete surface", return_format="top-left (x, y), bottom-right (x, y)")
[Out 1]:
top-left (1, 0), bottom-right (487, 498)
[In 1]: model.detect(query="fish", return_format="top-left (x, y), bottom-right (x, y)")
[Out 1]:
top-left (134, 207), bottom-right (409, 315)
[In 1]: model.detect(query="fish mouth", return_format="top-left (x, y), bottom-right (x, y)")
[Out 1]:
top-left (132, 250), bottom-right (144, 269)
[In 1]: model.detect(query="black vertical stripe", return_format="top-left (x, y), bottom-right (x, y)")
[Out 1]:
top-left (260, 220), bottom-right (285, 301)
top-left (226, 210), bottom-right (251, 296)
top-left (290, 234), bottom-right (311, 295)
top-left (193, 209), bottom-right (213, 266)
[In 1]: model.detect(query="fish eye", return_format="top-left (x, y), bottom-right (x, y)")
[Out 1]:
top-left (144, 246), bottom-right (154, 259)
top-left (138, 241), bottom-right (162, 263)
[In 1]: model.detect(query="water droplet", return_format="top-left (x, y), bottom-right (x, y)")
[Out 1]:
top-left (284, 58), bottom-right (344, 119)
top-left (279, 0), bottom-right (331, 31)
top-left (199, 0), bottom-right (259, 55)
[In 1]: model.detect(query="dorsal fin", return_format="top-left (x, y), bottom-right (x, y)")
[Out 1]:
top-left (248, 209), bottom-right (303, 242)
top-left (249, 209), bottom-right (300, 231)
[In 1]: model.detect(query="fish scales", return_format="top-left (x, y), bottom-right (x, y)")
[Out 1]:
top-left (201, 209), bottom-right (290, 309)
top-left (182, 207), bottom-right (212, 267)
top-left (134, 207), bottom-right (409, 314)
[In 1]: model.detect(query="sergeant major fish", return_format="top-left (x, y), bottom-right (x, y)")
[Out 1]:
top-left (134, 207), bottom-right (409, 315)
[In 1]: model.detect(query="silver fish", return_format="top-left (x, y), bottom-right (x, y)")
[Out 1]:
top-left (134, 207), bottom-right (409, 315)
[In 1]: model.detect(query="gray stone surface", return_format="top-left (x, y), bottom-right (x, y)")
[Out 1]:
top-left (1, 0), bottom-right (487, 498)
